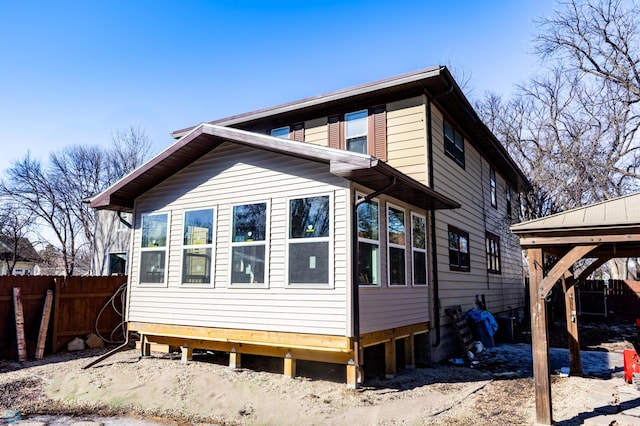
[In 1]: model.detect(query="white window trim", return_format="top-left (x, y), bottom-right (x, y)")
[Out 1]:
top-left (179, 207), bottom-right (216, 287)
top-left (285, 192), bottom-right (334, 289)
top-left (357, 192), bottom-right (381, 287)
top-left (138, 211), bottom-right (170, 288)
top-left (411, 212), bottom-right (428, 287)
top-left (228, 200), bottom-right (270, 289)
top-left (387, 203), bottom-right (407, 287)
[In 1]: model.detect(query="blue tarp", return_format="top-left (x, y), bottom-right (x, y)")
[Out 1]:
top-left (465, 308), bottom-right (498, 348)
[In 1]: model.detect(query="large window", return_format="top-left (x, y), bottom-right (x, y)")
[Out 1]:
top-left (231, 202), bottom-right (267, 285)
top-left (388, 205), bottom-right (406, 286)
top-left (486, 232), bottom-right (501, 274)
top-left (345, 110), bottom-right (368, 154)
top-left (288, 195), bottom-right (330, 285)
top-left (140, 213), bottom-right (168, 284)
top-left (448, 225), bottom-right (470, 272)
top-left (357, 196), bottom-right (379, 285)
top-left (181, 208), bottom-right (214, 284)
top-left (490, 167), bottom-right (497, 208)
top-left (444, 119), bottom-right (465, 167)
top-left (411, 214), bottom-right (427, 286)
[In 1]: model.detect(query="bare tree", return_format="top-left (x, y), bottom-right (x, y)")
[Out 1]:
top-left (0, 126), bottom-right (153, 275)
top-left (477, 0), bottom-right (640, 278)
top-left (0, 202), bottom-right (37, 275)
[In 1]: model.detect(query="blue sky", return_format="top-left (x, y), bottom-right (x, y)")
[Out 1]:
top-left (0, 1), bottom-right (555, 173)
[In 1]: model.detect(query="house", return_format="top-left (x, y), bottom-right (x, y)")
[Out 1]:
top-left (90, 66), bottom-right (530, 386)
top-left (91, 210), bottom-right (132, 276)
top-left (0, 236), bottom-right (40, 276)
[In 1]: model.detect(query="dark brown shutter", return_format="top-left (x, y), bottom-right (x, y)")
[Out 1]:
top-left (372, 105), bottom-right (387, 161)
top-left (292, 123), bottom-right (304, 142)
top-left (328, 114), bottom-right (341, 149)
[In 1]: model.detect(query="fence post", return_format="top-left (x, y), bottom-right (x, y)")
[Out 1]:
top-left (51, 277), bottom-right (62, 353)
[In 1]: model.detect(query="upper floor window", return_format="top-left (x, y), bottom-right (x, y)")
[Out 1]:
top-left (444, 120), bottom-right (465, 167)
top-left (486, 232), bottom-right (501, 274)
top-left (345, 110), bottom-right (368, 154)
top-left (288, 195), bottom-right (330, 285)
top-left (140, 212), bottom-right (169, 284)
top-left (117, 212), bottom-right (132, 231)
top-left (411, 213), bottom-right (427, 286)
top-left (328, 105), bottom-right (387, 160)
top-left (506, 185), bottom-right (512, 219)
top-left (271, 126), bottom-right (290, 139)
top-left (448, 225), bottom-right (470, 272)
top-left (231, 202), bottom-right (267, 285)
top-left (357, 196), bottom-right (380, 286)
top-left (490, 167), bottom-right (497, 208)
top-left (181, 208), bottom-right (215, 285)
top-left (388, 205), bottom-right (406, 286)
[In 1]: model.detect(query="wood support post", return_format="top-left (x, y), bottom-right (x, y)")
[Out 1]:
top-left (35, 290), bottom-right (54, 360)
top-left (563, 279), bottom-right (582, 376)
top-left (229, 347), bottom-right (241, 369)
top-left (140, 334), bottom-right (151, 357)
top-left (180, 344), bottom-right (193, 363)
top-left (404, 335), bottom-right (415, 369)
top-left (284, 352), bottom-right (296, 378)
top-left (13, 287), bottom-right (27, 362)
top-left (385, 339), bottom-right (396, 378)
top-left (529, 248), bottom-right (553, 425)
top-left (346, 359), bottom-right (357, 389)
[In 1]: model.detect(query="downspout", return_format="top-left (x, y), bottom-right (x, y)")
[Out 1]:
top-left (352, 176), bottom-right (397, 384)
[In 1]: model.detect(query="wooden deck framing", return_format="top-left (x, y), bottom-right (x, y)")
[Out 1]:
top-left (128, 321), bottom-right (429, 387)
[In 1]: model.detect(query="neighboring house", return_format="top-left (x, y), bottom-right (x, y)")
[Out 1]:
top-left (0, 236), bottom-right (40, 276)
top-left (90, 66), bottom-right (530, 385)
top-left (91, 210), bottom-right (132, 276)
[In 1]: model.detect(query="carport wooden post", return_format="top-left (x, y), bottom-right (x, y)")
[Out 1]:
top-left (528, 247), bottom-right (553, 425)
top-left (562, 274), bottom-right (581, 376)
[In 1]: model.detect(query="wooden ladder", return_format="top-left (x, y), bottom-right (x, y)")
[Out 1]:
top-left (446, 308), bottom-right (475, 359)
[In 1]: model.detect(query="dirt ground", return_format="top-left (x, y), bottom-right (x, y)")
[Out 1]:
top-left (0, 319), bottom-right (638, 426)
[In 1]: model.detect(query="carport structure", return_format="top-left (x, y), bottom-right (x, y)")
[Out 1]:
top-left (510, 192), bottom-right (640, 425)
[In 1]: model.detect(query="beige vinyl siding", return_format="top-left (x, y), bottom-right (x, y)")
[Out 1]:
top-left (386, 97), bottom-right (427, 183)
top-left (304, 117), bottom-right (328, 146)
top-left (127, 143), bottom-right (350, 337)
top-left (429, 104), bottom-right (525, 358)
top-left (356, 185), bottom-right (431, 334)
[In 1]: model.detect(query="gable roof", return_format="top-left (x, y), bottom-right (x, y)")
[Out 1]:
top-left (510, 192), bottom-right (640, 237)
top-left (0, 236), bottom-right (40, 262)
top-left (90, 124), bottom-right (461, 212)
top-left (171, 66), bottom-right (530, 192)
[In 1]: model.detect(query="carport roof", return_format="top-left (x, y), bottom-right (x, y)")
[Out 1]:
top-left (510, 192), bottom-right (640, 237)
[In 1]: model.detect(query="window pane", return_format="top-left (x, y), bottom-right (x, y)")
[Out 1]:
top-left (388, 207), bottom-right (405, 245)
top-left (357, 199), bottom-right (379, 240)
top-left (184, 209), bottom-right (213, 245)
top-left (412, 216), bottom-right (426, 249)
top-left (358, 241), bottom-right (379, 285)
top-left (449, 248), bottom-right (459, 266)
top-left (271, 126), bottom-right (290, 139)
top-left (444, 121), bottom-right (454, 143)
top-left (460, 236), bottom-right (469, 253)
top-left (389, 247), bottom-right (405, 285)
top-left (232, 245), bottom-right (265, 284)
top-left (449, 232), bottom-right (459, 250)
top-left (346, 136), bottom-right (367, 154)
top-left (345, 110), bottom-right (367, 138)
top-left (182, 247), bottom-right (211, 283)
top-left (108, 253), bottom-right (126, 275)
top-left (289, 196), bottom-right (330, 238)
top-left (140, 251), bottom-right (166, 283)
top-left (142, 214), bottom-right (167, 247)
top-left (233, 203), bottom-right (267, 242)
top-left (289, 242), bottom-right (329, 284)
top-left (413, 252), bottom-right (427, 285)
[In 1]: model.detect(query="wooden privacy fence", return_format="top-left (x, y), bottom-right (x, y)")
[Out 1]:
top-left (577, 279), bottom-right (640, 320)
top-left (0, 275), bottom-right (127, 360)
